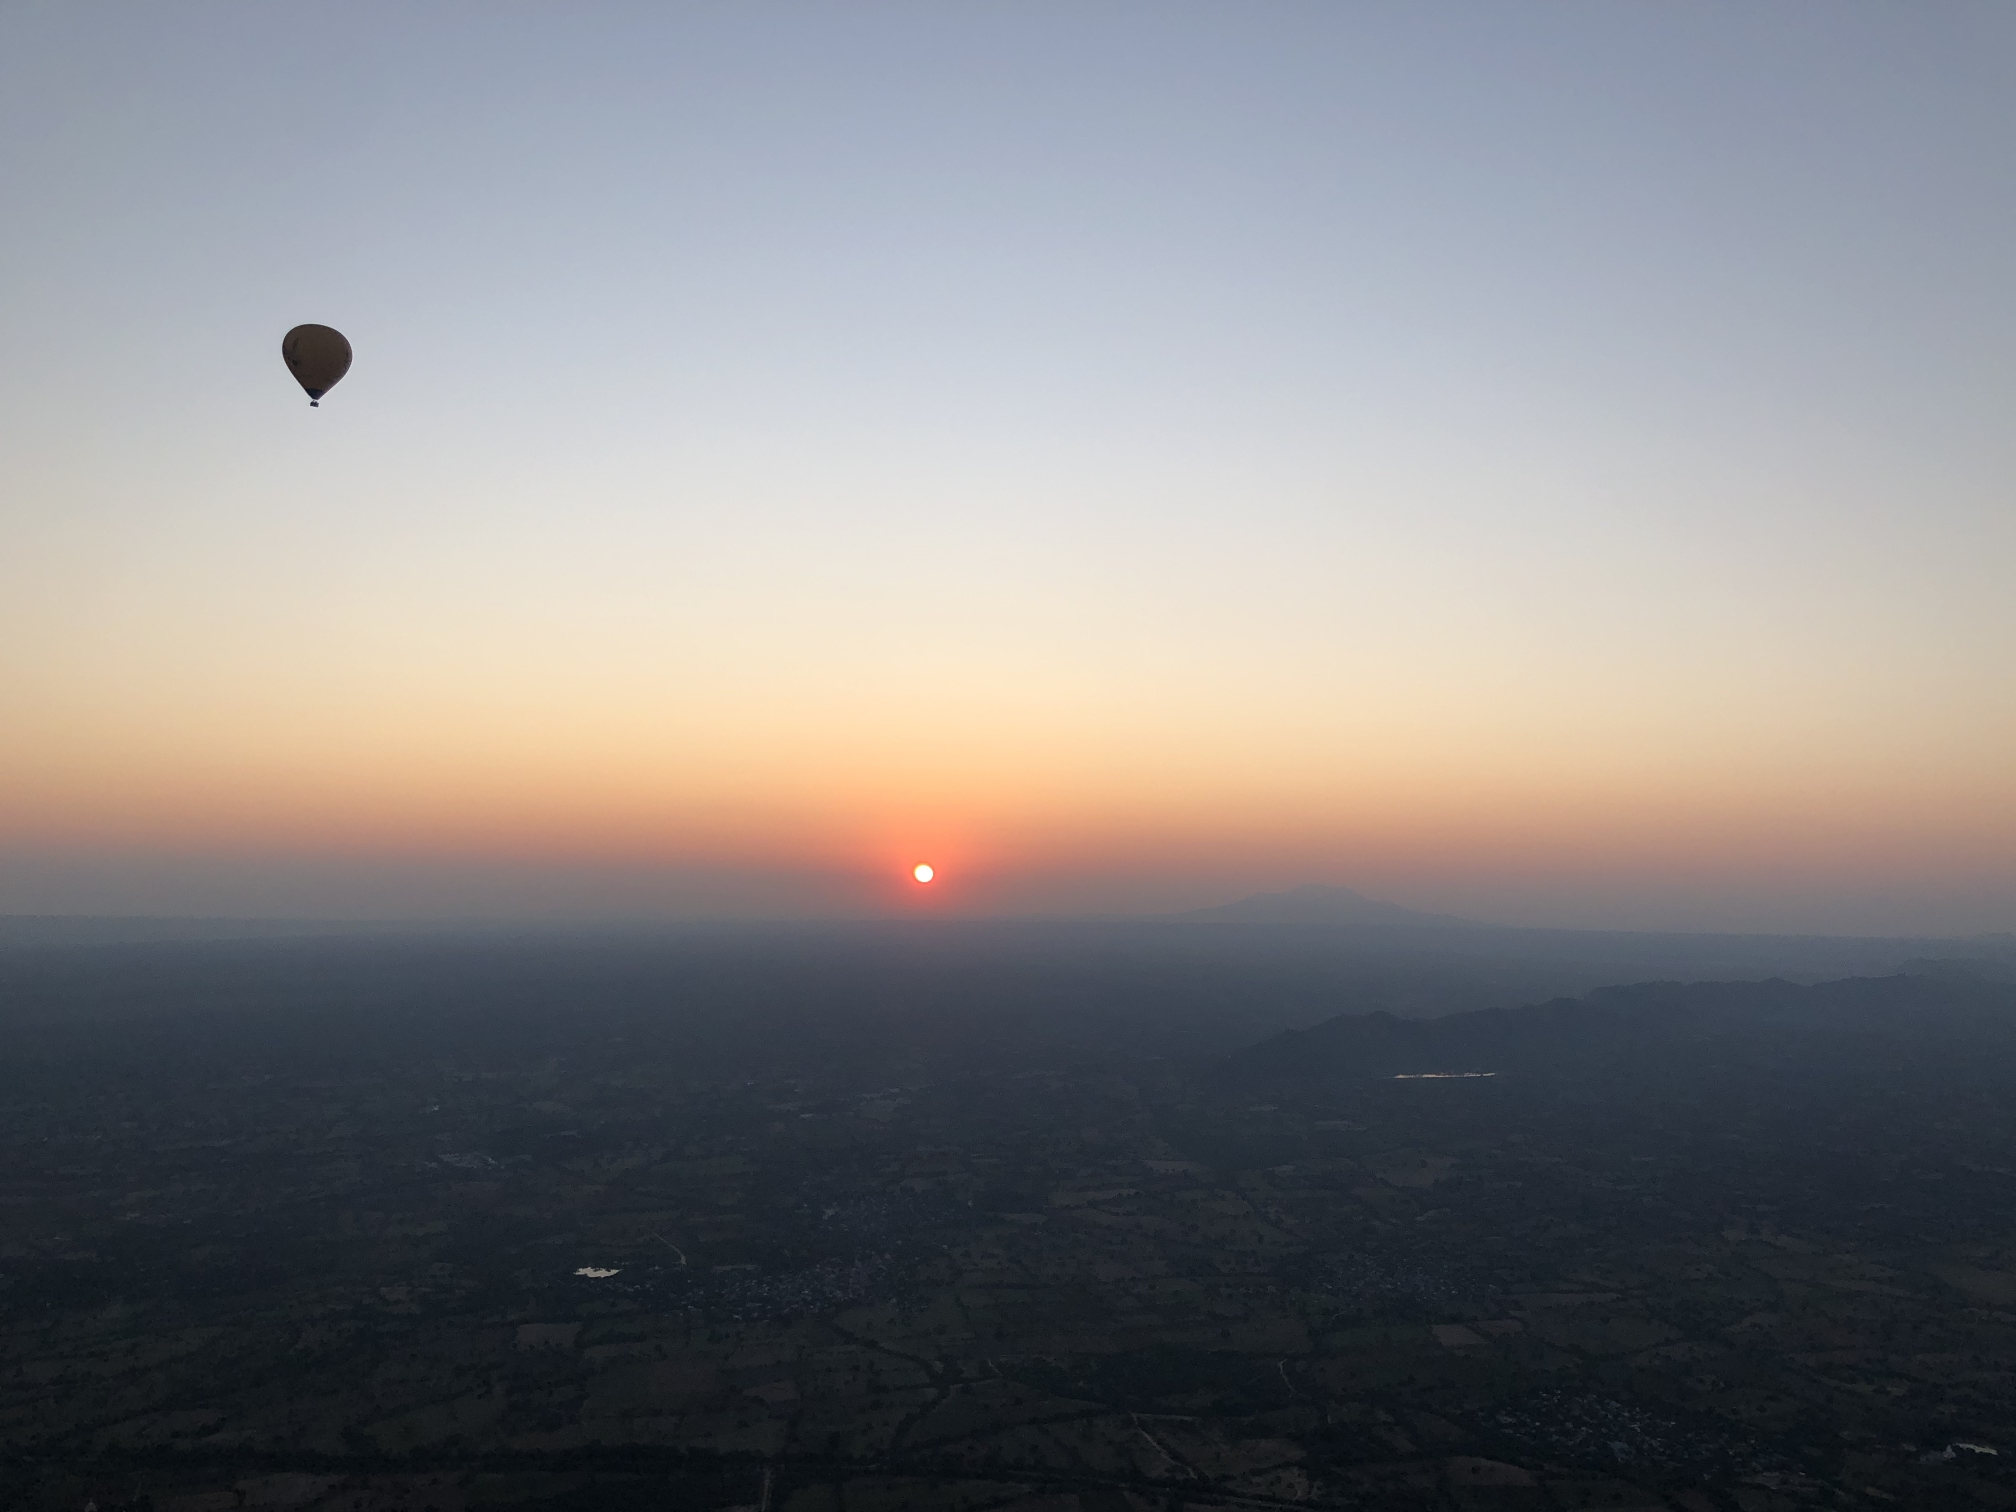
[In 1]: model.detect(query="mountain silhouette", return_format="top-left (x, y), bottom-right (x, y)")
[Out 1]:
top-left (1178, 883), bottom-right (1480, 929)
top-left (1221, 973), bottom-right (2016, 1085)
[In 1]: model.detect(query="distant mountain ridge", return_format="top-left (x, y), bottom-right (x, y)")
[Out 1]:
top-left (1223, 973), bottom-right (2016, 1084)
top-left (1178, 883), bottom-right (1481, 929)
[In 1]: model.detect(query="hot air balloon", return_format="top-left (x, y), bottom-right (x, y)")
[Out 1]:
top-left (282, 324), bottom-right (352, 407)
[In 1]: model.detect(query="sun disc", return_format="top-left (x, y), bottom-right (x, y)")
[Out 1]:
top-left (912, 864), bottom-right (934, 884)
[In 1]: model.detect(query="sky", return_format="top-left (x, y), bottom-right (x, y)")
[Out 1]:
top-left (2, 2), bottom-right (2013, 934)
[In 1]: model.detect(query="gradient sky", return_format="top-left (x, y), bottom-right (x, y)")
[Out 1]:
top-left (3, 3), bottom-right (2013, 933)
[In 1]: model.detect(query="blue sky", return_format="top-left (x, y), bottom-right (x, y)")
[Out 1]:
top-left (2, 3), bottom-right (2012, 932)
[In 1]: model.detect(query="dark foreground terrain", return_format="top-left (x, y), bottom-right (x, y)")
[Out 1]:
top-left (3, 925), bottom-right (2015, 1511)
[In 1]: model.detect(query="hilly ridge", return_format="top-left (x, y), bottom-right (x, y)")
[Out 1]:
top-left (1224, 971), bottom-right (2016, 1084)
top-left (1176, 882), bottom-right (1481, 928)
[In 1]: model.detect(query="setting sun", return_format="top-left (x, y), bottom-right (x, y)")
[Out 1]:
top-left (912, 864), bottom-right (935, 884)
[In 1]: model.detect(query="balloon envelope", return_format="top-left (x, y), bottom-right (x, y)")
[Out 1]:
top-left (282, 324), bottom-right (352, 405)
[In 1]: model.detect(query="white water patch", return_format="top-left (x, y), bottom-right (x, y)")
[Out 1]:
top-left (574, 1267), bottom-right (620, 1279)
top-left (1392, 1072), bottom-right (1496, 1080)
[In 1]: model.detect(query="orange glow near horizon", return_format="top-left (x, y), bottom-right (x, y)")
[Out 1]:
top-left (3, 448), bottom-right (2011, 936)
